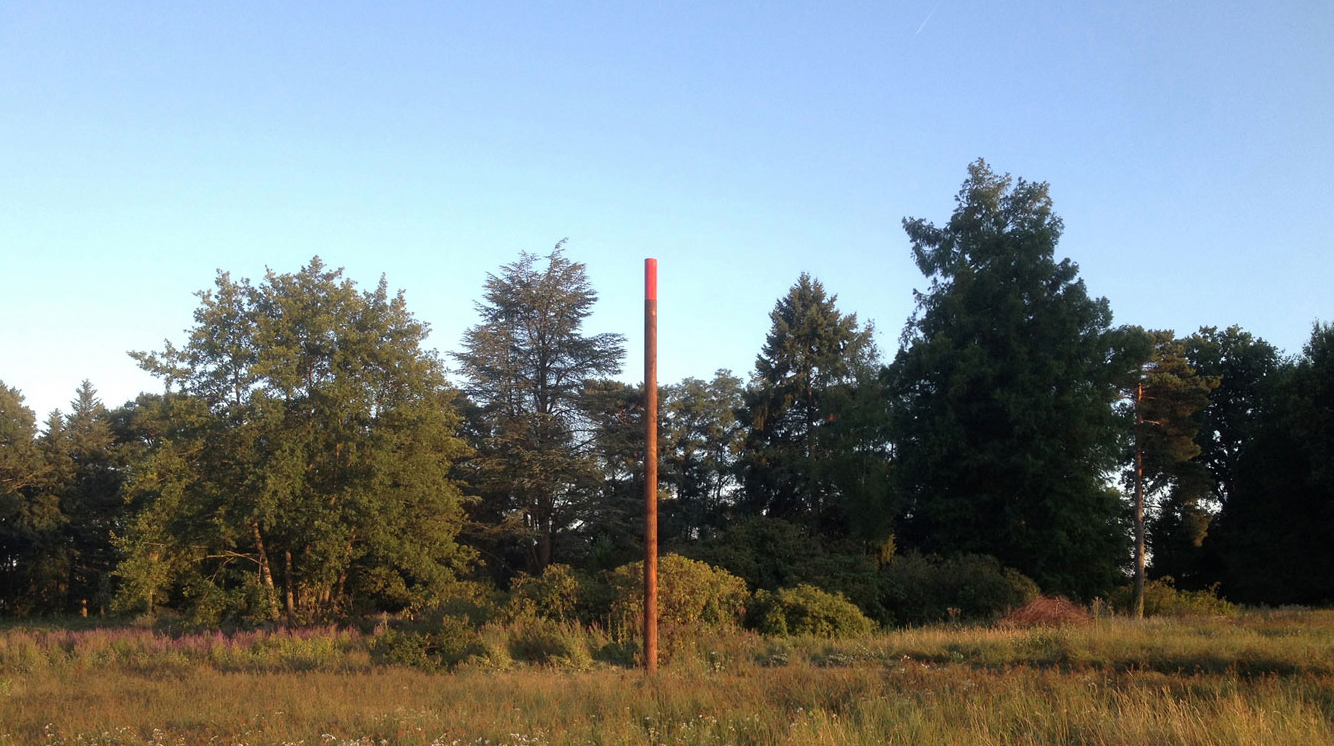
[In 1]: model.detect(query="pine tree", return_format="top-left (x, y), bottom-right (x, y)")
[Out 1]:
top-left (1126, 331), bottom-right (1218, 616)
top-left (58, 381), bottom-right (125, 615)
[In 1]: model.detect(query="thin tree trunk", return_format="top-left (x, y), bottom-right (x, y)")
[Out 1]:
top-left (252, 522), bottom-right (280, 620)
top-left (284, 549), bottom-right (296, 627)
top-left (1134, 380), bottom-right (1146, 620)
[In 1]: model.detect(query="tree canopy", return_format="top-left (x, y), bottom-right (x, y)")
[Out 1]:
top-left (2, 162), bottom-right (1330, 624)
top-left (887, 160), bottom-right (1139, 598)
top-left (454, 243), bottom-right (625, 575)
top-left (118, 258), bottom-right (474, 624)
top-left (740, 274), bottom-right (889, 538)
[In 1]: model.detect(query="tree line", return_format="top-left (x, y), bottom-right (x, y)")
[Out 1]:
top-left (2, 160), bottom-right (1330, 626)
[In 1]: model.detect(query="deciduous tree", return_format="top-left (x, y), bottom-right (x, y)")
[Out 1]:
top-left (119, 258), bottom-right (473, 624)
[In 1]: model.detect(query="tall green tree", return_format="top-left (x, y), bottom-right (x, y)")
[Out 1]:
top-left (1125, 330), bottom-right (1217, 617)
top-left (0, 382), bottom-right (66, 614)
top-left (661, 370), bottom-right (746, 540)
top-left (1211, 323), bottom-right (1334, 604)
top-left (1184, 326), bottom-right (1282, 510)
top-left (887, 160), bottom-right (1139, 598)
top-left (119, 258), bottom-right (473, 624)
top-left (56, 381), bottom-right (127, 615)
top-left (739, 274), bottom-right (889, 538)
top-left (1176, 325), bottom-right (1281, 590)
top-left (454, 243), bottom-right (625, 575)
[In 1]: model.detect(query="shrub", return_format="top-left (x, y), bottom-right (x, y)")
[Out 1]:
top-left (879, 553), bottom-right (1039, 625)
top-left (609, 554), bottom-right (749, 633)
top-left (1109, 578), bottom-right (1239, 617)
top-left (505, 564), bottom-right (582, 623)
top-left (607, 555), bottom-right (748, 660)
top-left (368, 613), bottom-right (479, 670)
top-left (747, 584), bottom-right (875, 638)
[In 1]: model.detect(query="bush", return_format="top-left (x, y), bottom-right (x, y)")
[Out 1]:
top-left (1109, 578), bottom-right (1239, 617)
top-left (747, 584), bottom-right (875, 638)
top-left (609, 554), bottom-right (749, 632)
top-left (880, 553), bottom-right (1039, 625)
top-left (505, 564), bottom-right (582, 623)
top-left (607, 555), bottom-right (748, 660)
top-left (368, 613), bottom-right (479, 670)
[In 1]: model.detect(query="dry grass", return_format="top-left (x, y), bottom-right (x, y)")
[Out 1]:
top-left (1, 611), bottom-right (1332, 745)
top-left (995, 596), bottom-right (1092, 628)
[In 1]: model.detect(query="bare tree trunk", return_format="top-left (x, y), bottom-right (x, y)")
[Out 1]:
top-left (1134, 380), bottom-right (1146, 620)
top-left (252, 522), bottom-right (280, 620)
top-left (538, 518), bottom-right (552, 569)
top-left (284, 549), bottom-right (296, 627)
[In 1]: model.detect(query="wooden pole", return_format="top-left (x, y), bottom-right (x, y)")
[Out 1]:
top-left (644, 258), bottom-right (659, 673)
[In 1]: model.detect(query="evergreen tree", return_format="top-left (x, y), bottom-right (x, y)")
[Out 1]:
top-left (1125, 330), bottom-right (1218, 616)
top-left (454, 243), bottom-right (625, 575)
top-left (58, 381), bottom-right (126, 615)
top-left (887, 160), bottom-right (1139, 598)
top-left (739, 274), bottom-right (888, 537)
top-left (119, 258), bottom-right (473, 624)
top-left (0, 382), bottom-right (66, 614)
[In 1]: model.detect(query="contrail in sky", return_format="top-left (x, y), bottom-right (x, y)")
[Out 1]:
top-left (916, 1), bottom-right (941, 35)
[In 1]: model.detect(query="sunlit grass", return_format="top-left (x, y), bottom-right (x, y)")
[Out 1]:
top-left (2, 610), bottom-right (1332, 745)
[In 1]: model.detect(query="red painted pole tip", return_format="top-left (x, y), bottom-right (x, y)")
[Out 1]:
top-left (645, 258), bottom-right (657, 301)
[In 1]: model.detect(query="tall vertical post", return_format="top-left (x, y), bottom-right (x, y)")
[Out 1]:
top-left (643, 258), bottom-right (659, 673)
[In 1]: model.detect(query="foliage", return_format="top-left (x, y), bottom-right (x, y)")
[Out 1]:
top-left (682, 516), bottom-right (889, 621)
top-left (1174, 326), bottom-right (1282, 592)
top-left (739, 274), bottom-right (891, 538)
top-left (504, 563), bottom-right (582, 623)
top-left (1184, 325), bottom-right (1283, 508)
top-left (1212, 323), bottom-right (1334, 604)
top-left (659, 370), bottom-right (746, 541)
top-left (369, 614), bottom-right (479, 670)
top-left (1125, 329), bottom-right (1218, 616)
top-left (117, 257), bottom-right (474, 624)
top-left (505, 618), bottom-right (592, 667)
top-left (564, 379), bottom-right (647, 573)
top-left (887, 159), bottom-right (1139, 599)
top-left (453, 242), bottom-right (625, 576)
top-left (879, 552), bottom-right (1039, 626)
top-left (0, 382), bottom-right (66, 615)
top-left (608, 554), bottom-right (749, 641)
top-left (747, 583), bottom-right (875, 638)
top-left (1108, 577), bottom-right (1238, 618)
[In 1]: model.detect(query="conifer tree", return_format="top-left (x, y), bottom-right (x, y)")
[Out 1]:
top-left (740, 274), bottom-right (889, 538)
top-left (454, 243), bottom-right (625, 574)
top-left (887, 160), bottom-right (1140, 598)
top-left (1126, 330), bottom-right (1218, 617)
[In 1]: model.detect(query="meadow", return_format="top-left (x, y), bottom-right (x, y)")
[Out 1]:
top-left (2, 610), bottom-right (1332, 745)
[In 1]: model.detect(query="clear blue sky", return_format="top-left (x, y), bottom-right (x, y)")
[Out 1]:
top-left (3, 1), bottom-right (1331, 420)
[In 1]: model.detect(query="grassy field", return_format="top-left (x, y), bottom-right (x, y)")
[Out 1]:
top-left (2, 610), bottom-right (1332, 745)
